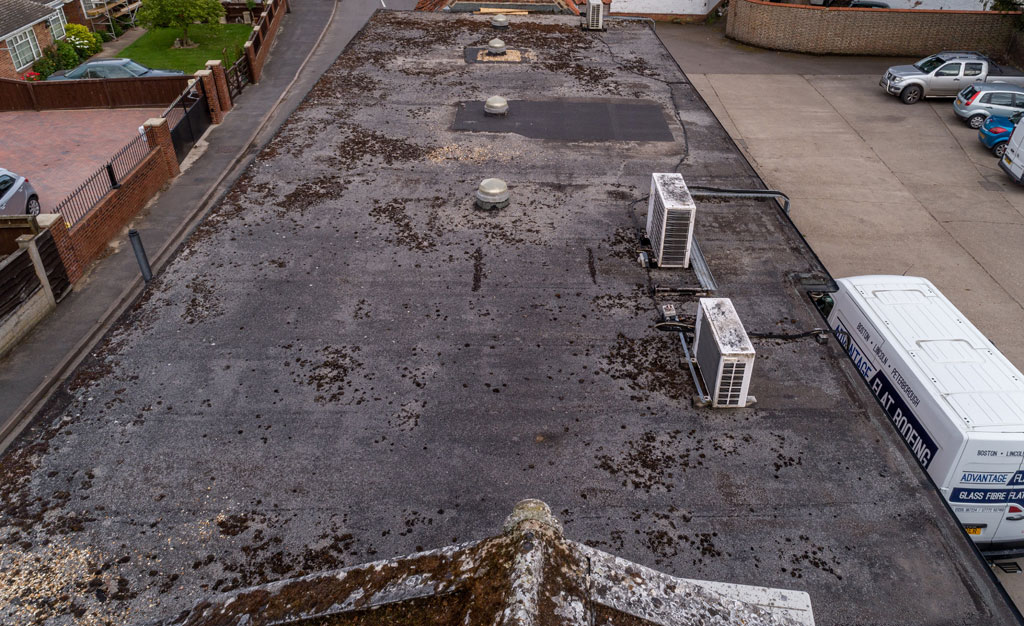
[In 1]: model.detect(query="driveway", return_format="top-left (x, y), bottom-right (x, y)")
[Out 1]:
top-left (0, 108), bottom-right (164, 212)
top-left (659, 23), bottom-right (1024, 367)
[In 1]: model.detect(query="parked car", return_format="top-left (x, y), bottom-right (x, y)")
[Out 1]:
top-left (46, 58), bottom-right (184, 81)
top-left (879, 51), bottom-right (1024, 104)
top-left (0, 169), bottom-right (40, 216)
top-left (953, 83), bottom-right (1024, 129)
top-left (978, 112), bottom-right (1021, 158)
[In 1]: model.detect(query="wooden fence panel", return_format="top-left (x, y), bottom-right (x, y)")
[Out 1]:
top-left (35, 229), bottom-right (70, 301)
top-left (0, 248), bottom-right (41, 321)
top-left (0, 76), bottom-right (191, 111)
top-left (0, 80), bottom-right (35, 111)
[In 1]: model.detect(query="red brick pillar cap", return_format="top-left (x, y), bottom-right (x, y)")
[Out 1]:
top-left (194, 69), bottom-right (213, 78)
top-left (143, 117), bottom-right (168, 129)
top-left (206, 59), bottom-right (223, 68)
top-left (244, 40), bottom-right (253, 49)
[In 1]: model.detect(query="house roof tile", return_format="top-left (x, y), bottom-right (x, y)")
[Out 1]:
top-left (0, 0), bottom-right (54, 40)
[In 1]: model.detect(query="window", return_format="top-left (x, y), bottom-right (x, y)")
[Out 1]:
top-left (47, 9), bottom-right (67, 40)
top-left (6, 29), bottom-right (41, 71)
top-left (1013, 94), bottom-right (1024, 109)
top-left (988, 92), bottom-right (1014, 106)
top-left (935, 63), bottom-right (961, 77)
top-left (0, 175), bottom-right (14, 196)
top-left (964, 63), bottom-right (983, 77)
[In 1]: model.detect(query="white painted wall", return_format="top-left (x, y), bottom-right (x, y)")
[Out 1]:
top-left (610, 0), bottom-right (718, 15)
top-left (611, 0), bottom-right (987, 17)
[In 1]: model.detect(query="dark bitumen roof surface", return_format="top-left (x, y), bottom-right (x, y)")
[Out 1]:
top-left (0, 11), bottom-right (1017, 626)
top-left (0, 0), bottom-right (53, 40)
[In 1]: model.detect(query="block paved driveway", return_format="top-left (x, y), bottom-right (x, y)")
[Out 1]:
top-left (659, 23), bottom-right (1024, 367)
top-left (0, 108), bottom-right (164, 213)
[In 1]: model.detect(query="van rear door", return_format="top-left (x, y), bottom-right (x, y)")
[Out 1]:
top-left (1002, 124), bottom-right (1024, 180)
top-left (947, 436), bottom-right (1024, 544)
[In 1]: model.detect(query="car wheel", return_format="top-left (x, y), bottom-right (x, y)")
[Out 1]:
top-left (968, 114), bottom-right (986, 129)
top-left (25, 195), bottom-right (40, 216)
top-left (900, 85), bottom-right (923, 104)
top-left (993, 142), bottom-right (1008, 158)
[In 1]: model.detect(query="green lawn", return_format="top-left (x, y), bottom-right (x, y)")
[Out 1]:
top-left (118, 24), bottom-right (252, 74)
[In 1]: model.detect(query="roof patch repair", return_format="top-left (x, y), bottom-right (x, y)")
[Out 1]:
top-left (453, 99), bottom-right (674, 141)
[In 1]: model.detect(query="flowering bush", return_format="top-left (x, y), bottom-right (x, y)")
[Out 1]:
top-left (21, 71), bottom-right (41, 81)
top-left (63, 24), bottom-right (103, 57)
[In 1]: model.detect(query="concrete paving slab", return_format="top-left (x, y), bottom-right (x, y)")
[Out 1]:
top-left (685, 71), bottom-right (1024, 365)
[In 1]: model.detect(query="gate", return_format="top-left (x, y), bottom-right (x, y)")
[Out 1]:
top-left (163, 79), bottom-right (213, 163)
top-left (226, 54), bottom-right (251, 102)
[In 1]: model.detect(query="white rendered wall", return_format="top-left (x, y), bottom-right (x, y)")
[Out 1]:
top-left (611, 0), bottom-right (717, 15)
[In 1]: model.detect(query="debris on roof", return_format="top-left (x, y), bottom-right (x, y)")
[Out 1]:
top-left (173, 500), bottom-right (814, 626)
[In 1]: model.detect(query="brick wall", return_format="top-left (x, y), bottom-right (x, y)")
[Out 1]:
top-left (62, 0), bottom-right (90, 27)
top-left (49, 118), bottom-right (180, 284)
top-left (0, 22), bottom-right (55, 80)
top-left (726, 0), bottom-right (1020, 57)
top-left (246, 0), bottom-right (288, 82)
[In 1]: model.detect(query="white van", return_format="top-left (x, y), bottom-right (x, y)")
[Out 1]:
top-left (1000, 122), bottom-right (1024, 183)
top-left (821, 275), bottom-right (1024, 550)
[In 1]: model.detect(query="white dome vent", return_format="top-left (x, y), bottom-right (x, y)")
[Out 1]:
top-left (487, 38), bottom-right (507, 56)
top-left (484, 95), bottom-right (509, 115)
top-left (476, 178), bottom-right (510, 210)
top-left (491, 14), bottom-right (509, 28)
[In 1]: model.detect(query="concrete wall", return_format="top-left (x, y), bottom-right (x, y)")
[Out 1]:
top-left (0, 286), bottom-right (51, 358)
top-left (726, 0), bottom-right (1019, 56)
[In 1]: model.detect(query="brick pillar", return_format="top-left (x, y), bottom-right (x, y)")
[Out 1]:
top-left (37, 214), bottom-right (83, 284)
top-left (143, 117), bottom-right (180, 178)
top-left (244, 40), bottom-right (260, 84)
top-left (206, 59), bottom-right (232, 113)
top-left (194, 69), bottom-right (223, 125)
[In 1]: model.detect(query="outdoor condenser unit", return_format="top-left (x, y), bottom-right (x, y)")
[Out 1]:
top-left (585, 0), bottom-right (604, 30)
top-left (646, 173), bottom-right (696, 268)
top-left (693, 298), bottom-right (755, 408)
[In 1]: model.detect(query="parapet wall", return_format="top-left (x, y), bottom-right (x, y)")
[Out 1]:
top-left (726, 0), bottom-right (1019, 57)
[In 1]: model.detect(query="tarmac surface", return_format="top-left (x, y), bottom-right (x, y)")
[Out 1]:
top-left (0, 12), bottom-right (1017, 626)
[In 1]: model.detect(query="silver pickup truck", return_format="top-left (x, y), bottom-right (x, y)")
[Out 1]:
top-left (879, 51), bottom-right (1024, 104)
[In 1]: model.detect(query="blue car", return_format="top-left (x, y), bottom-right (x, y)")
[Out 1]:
top-left (979, 111), bottom-right (1022, 158)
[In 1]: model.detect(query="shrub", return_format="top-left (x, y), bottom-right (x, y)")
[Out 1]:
top-left (52, 41), bottom-right (81, 69)
top-left (96, 29), bottom-right (113, 43)
top-left (32, 56), bottom-right (56, 78)
top-left (64, 23), bottom-right (103, 57)
top-left (21, 70), bottom-right (42, 81)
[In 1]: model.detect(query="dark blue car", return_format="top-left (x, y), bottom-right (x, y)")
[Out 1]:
top-left (978, 111), bottom-right (1022, 158)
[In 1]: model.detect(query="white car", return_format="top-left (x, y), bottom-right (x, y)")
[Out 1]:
top-left (0, 168), bottom-right (40, 215)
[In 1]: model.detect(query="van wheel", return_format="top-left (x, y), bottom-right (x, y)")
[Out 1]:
top-left (993, 142), bottom-right (1008, 158)
top-left (900, 85), bottom-right (923, 104)
top-left (968, 114), bottom-right (986, 129)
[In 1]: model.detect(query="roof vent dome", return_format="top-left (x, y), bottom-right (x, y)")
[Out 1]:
top-left (487, 38), bottom-right (507, 56)
top-left (491, 14), bottom-right (509, 28)
top-left (475, 178), bottom-right (510, 210)
top-left (484, 95), bottom-right (509, 115)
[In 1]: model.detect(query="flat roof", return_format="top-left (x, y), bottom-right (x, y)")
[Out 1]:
top-left (0, 12), bottom-right (1018, 625)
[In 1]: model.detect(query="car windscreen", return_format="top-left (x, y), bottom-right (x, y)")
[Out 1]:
top-left (66, 66), bottom-right (88, 78)
top-left (123, 61), bottom-right (150, 76)
top-left (914, 56), bottom-right (946, 73)
top-left (1013, 112), bottom-right (1023, 124)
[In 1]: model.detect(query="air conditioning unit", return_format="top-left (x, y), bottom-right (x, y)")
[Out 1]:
top-left (693, 298), bottom-right (755, 408)
top-left (646, 173), bottom-right (696, 268)
top-left (585, 0), bottom-right (604, 30)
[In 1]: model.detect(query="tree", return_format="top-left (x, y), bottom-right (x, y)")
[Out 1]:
top-left (136, 0), bottom-right (225, 46)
